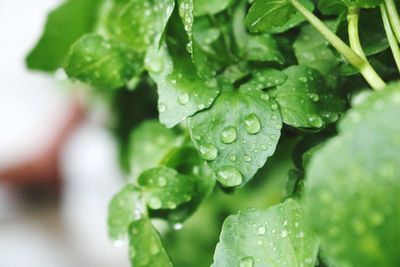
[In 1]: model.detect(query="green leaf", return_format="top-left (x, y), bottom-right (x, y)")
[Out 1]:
top-left (273, 65), bottom-right (345, 128)
top-left (188, 88), bottom-right (282, 187)
top-left (193, 0), bottom-right (234, 16)
top-left (164, 144), bottom-right (216, 223)
top-left (129, 217), bottom-right (173, 267)
top-left (138, 167), bottom-right (196, 210)
top-left (318, 0), bottom-right (348, 15)
top-left (304, 84), bottom-right (400, 267)
top-left (65, 34), bottom-right (143, 89)
top-left (108, 185), bottom-right (141, 242)
top-left (245, 0), bottom-right (314, 33)
top-left (129, 120), bottom-right (182, 179)
top-left (294, 24), bottom-right (340, 88)
top-left (267, 0), bottom-right (315, 34)
top-left (112, 0), bottom-right (174, 52)
top-left (146, 43), bottom-right (220, 128)
top-left (358, 8), bottom-right (389, 56)
top-left (26, 0), bottom-right (102, 71)
top-left (212, 198), bottom-right (319, 267)
top-left (240, 34), bottom-right (284, 63)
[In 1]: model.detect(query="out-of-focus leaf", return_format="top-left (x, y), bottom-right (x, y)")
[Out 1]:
top-left (305, 83), bottom-right (400, 267)
top-left (212, 198), bottom-right (319, 267)
top-left (65, 34), bottom-right (142, 89)
top-left (129, 217), bottom-right (173, 267)
top-left (26, 0), bottom-right (102, 71)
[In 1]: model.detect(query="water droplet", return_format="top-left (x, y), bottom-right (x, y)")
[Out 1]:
top-left (230, 155), bottom-right (237, 162)
top-left (244, 155), bottom-right (252, 162)
top-left (307, 114), bottom-right (324, 128)
top-left (299, 77), bottom-right (308, 83)
top-left (281, 230), bottom-right (288, 238)
top-left (308, 93), bottom-right (319, 102)
top-left (257, 226), bottom-right (266, 235)
top-left (113, 239), bottom-right (125, 247)
top-left (148, 58), bottom-right (163, 73)
top-left (149, 197), bottom-right (162, 209)
top-left (150, 242), bottom-right (160, 255)
top-left (239, 256), bottom-right (254, 267)
top-left (173, 223), bottom-right (183, 230)
top-left (220, 126), bottom-right (237, 144)
top-left (158, 103), bottom-right (167, 113)
top-left (178, 93), bottom-right (189, 105)
top-left (216, 166), bottom-right (243, 187)
top-left (244, 113), bottom-right (261, 134)
top-left (261, 93), bottom-right (270, 101)
top-left (186, 42), bottom-right (193, 53)
top-left (270, 103), bottom-right (279, 111)
top-left (158, 176), bottom-right (167, 187)
top-left (199, 143), bottom-right (218, 161)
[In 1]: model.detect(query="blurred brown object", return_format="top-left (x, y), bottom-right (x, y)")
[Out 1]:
top-left (0, 98), bottom-right (85, 188)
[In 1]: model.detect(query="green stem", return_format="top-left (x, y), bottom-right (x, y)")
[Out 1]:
top-left (289, 0), bottom-right (386, 90)
top-left (384, 0), bottom-right (400, 43)
top-left (381, 3), bottom-right (400, 73)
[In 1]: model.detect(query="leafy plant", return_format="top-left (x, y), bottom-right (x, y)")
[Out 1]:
top-left (29, 0), bottom-right (400, 266)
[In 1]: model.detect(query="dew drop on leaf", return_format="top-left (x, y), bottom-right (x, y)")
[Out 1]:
top-left (239, 256), bottom-right (254, 267)
top-left (199, 143), bottom-right (218, 161)
top-left (244, 155), bottom-right (252, 162)
top-left (216, 166), bottom-right (243, 187)
top-left (308, 93), bottom-right (319, 102)
top-left (173, 223), bottom-right (183, 230)
top-left (220, 126), bottom-right (237, 144)
top-left (158, 103), bottom-right (167, 113)
top-left (257, 226), bottom-right (266, 235)
top-left (148, 58), bottom-right (163, 73)
top-left (149, 196), bottom-right (162, 209)
top-left (244, 113), bottom-right (261, 134)
top-left (298, 76), bottom-right (308, 83)
top-left (281, 230), bottom-right (288, 238)
top-left (158, 176), bottom-right (167, 187)
top-left (307, 114), bottom-right (324, 128)
top-left (178, 92), bottom-right (190, 105)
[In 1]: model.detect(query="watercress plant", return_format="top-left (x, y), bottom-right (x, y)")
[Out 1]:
top-left (29, 0), bottom-right (400, 266)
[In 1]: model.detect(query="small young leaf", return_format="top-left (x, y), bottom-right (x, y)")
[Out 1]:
top-left (189, 89), bottom-right (282, 187)
top-left (26, 0), bottom-right (102, 71)
top-left (65, 34), bottom-right (143, 89)
top-left (294, 24), bottom-right (340, 88)
top-left (108, 185), bottom-right (141, 242)
top-left (212, 198), bottom-right (319, 267)
top-left (129, 217), bottom-right (173, 267)
top-left (245, 0), bottom-right (314, 33)
top-left (273, 65), bottom-right (345, 128)
top-left (146, 43), bottom-right (220, 128)
top-left (129, 120), bottom-right (182, 178)
top-left (138, 167), bottom-right (195, 210)
top-left (305, 84), bottom-right (400, 267)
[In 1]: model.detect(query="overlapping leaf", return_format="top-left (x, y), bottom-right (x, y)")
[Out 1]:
top-left (305, 84), bottom-right (400, 267)
top-left (65, 34), bottom-right (142, 89)
top-left (273, 65), bottom-right (345, 128)
top-left (212, 199), bottom-right (319, 267)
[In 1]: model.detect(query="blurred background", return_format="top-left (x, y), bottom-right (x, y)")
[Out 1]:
top-left (0, 1), bottom-right (292, 266)
top-left (0, 0), bottom-right (130, 266)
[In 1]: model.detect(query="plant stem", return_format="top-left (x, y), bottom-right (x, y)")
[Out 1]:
top-left (289, 0), bottom-right (386, 90)
top-left (381, 3), bottom-right (400, 73)
top-left (384, 0), bottom-right (400, 43)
